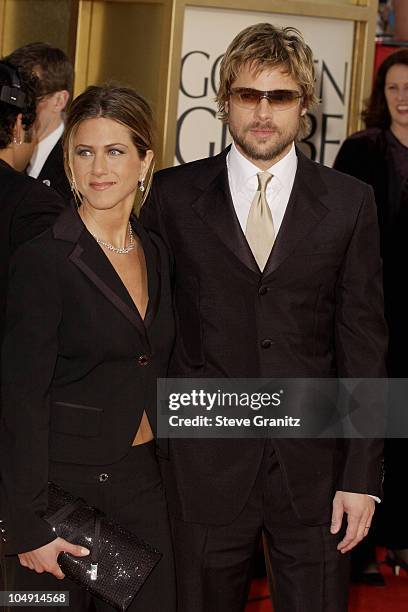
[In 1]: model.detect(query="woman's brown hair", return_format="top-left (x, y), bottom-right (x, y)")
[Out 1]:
top-left (363, 49), bottom-right (408, 129)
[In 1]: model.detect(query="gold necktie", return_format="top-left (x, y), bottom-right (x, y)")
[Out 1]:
top-left (245, 171), bottom-right (274, 271)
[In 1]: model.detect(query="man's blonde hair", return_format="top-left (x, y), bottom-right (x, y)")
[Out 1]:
top-left (216, 23), bottom-right (319, 137)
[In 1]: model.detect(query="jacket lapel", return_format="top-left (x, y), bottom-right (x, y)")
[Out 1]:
top-left (53, 207), bottom-right (151, 341)
top-left (190, 148), bottom-right (331, 278)
top-left (132, 217), bottom-right (160, 329)
top-left (191, 150), bottom-right (259, 275)
top-left (262, 150), bottom-right (330, 277)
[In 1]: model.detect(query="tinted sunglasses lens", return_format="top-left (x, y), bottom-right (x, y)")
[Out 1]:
top-left (231, 89), bottom-right (301, 110)
top-left (270, 90), bottom-right (300, 109)
top-left (236, 91), bottom-right (261, 107)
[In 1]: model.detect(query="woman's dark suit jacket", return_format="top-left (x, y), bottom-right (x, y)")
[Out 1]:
top-left (0, 206), bottom-right (175, 555)
top-left (334, 127), bottom-right (408, 375)
top-left (334, 128), bottom-right (394, 250)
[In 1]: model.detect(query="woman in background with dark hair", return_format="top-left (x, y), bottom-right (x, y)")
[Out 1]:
top-left (334, 48), bottom-right (408, 581)
top-left (0, 84), bottom-right (176, 611)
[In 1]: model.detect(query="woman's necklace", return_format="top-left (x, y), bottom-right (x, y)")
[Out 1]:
top-left (92, 222), bottom-right (136, 254)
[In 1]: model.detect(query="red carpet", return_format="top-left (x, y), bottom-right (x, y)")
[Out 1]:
top-left (246, 550), bottom-right (407, 611)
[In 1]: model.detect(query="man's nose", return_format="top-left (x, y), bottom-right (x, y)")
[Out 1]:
top-left (254, 97), bottom-right (273, 119)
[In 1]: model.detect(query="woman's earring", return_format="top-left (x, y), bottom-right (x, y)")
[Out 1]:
top-left (139, 177), bottom-right (145, 192)
top-left (70, 179), bottom-right (81, 208)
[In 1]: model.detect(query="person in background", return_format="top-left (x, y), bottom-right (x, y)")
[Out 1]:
top-left (5, 42), bottom-right (73, 203)
top-left (334, 48), bottom-right (408, 582)
top-left (141, 22), bottom-right (387, 612)
top-left (0, 57), bottom-right (64, 599)
top-left (0, 60), bottom-right (64, 377)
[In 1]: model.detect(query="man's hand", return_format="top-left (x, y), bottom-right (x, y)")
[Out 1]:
top-left (330, 491), bottom-right (375, 554)
top-left (18, 537), bottom-right (90, 579)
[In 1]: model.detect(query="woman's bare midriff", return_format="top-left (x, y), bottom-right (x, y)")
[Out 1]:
top-left (132, 411), bottom-right (154, 445)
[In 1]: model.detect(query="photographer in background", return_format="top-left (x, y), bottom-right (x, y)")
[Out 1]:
top-left (5, 43), bottom-right (73, 203)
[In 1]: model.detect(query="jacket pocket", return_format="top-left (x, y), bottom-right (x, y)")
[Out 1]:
top-left (50, 401), bottom-right (103, 437)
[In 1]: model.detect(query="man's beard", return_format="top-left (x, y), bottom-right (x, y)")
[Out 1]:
top-left (229, 119), bottom-right (300, 162)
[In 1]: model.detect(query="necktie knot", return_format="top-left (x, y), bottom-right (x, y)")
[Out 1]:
top-left (257, 171), bottom-right (272, 192)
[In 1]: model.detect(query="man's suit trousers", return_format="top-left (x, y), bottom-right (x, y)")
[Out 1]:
top-left (171, 440), bottom-right (350, 612)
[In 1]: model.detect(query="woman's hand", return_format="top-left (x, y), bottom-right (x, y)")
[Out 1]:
top-left (18, 537), bottom-right (90, 579)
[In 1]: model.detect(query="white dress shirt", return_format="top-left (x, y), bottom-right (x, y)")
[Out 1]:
top-left (226, 141), bottom-right (297, 234)
top-left (27, 122), bottom-right (64, 178)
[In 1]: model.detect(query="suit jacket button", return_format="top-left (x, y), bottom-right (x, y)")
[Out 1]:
top-left (261, 339), bottom-right (272, 349)
top-left (99, 473), bottom-right (109, 482)
top-left (258, 286), bottom-right (268, 295)
top-left (138, 355), bottom-right (149, 366)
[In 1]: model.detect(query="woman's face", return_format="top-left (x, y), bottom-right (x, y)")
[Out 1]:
top-left (384, 63), bottom-right (408, 131)
top-left (71, 116), bottom-right (152, 211)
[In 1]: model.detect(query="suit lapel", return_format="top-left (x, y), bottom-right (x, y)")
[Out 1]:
top-left (263, 151), bottom-right (330, 277)
top-left (190, 148), bottom-right (331, 277)
top-left (133, 218), bottom-right (160, 329)
top-left (191, 152), bottom-right (259, 274)
top-left (54, 207), bottom-right (152, 342)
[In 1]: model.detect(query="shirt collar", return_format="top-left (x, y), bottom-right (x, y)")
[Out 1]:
top-left (227, 141), bottom-right (297, 194)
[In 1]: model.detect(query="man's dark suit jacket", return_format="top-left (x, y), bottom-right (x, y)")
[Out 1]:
top-left (0, 207), bottom-right (175, 554)
top-left (36, 138), bottom-right (72, 204)
top-left (0, 159), bottom-right (65, 347)
top-left (141, 147), bottom-right (388, 528)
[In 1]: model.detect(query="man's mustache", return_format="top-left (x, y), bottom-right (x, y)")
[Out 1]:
top-left (246, 122), bottom-right (280, 132)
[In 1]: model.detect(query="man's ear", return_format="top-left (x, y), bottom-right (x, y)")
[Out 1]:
top-left (12, 113), bottom-right (23, 145)
top-left (54, 90), bottom-right (70, 113)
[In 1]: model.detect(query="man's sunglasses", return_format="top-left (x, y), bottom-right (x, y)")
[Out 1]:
top-left (229, 88), bottom-right (303, 111)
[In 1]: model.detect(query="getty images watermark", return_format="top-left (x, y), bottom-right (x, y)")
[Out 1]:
top-left (167, 388), bottom-right (301, 429)
top-left (156, 378), bottom-right (400, 439)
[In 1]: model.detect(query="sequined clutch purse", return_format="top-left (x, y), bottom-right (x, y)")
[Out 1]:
top-left (44, 482), bottom-right (162, 611)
